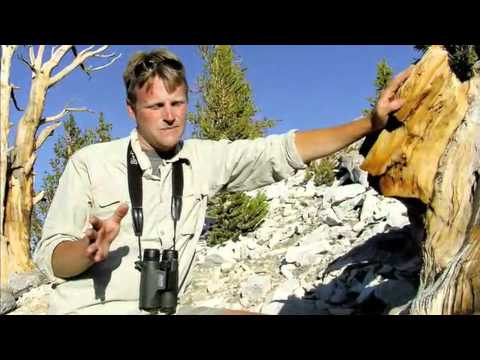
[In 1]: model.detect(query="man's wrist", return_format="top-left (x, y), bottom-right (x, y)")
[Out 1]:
top-left (358, 113), bottom-right (379, 134)
top-left (367, 111), bottom-right (385, 132)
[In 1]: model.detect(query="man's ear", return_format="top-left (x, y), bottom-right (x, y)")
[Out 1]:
top-left (126, 100), bottom-right (136, 119)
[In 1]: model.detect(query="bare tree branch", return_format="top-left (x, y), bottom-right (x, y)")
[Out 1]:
top-left (33, 191), bottom-right (45, 206)
top-left (85, 53), bottom-right (121, 73)
top-left (35, 122), bottom-right (62, 150)
top-left (74, 46), bottom-right (96, 78)
top-left (51, 45), bottom-right (58, 58)
top-left (40, 107), bottom-right (93, 124)
top-left (42, 45), bottom-right (73, 74)
top-left (28, 45), bottom-right (35, 66)
top-left (70, 46), bottom-right (88, 74)
top-left (77, 45), bottom-right (96, 57)
top-left (93, 52), bottom-right (117, 59)
top-left (50, 45), bottom-right (67, 60)
top-left (10, 88), bottom-right (24, 111)
top-left (17, 52), bottom-right (35, 72)
top-left (34, 45), bottom-right (45, 69)
top-left (48, 45), bottom-right (118, 87)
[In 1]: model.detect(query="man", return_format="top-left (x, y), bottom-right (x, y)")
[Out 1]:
top-left (34, 48), bottom-right (411, 315)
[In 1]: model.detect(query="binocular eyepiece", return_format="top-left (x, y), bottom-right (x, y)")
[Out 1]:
top-left (136, 248), bottom-right (179, 315)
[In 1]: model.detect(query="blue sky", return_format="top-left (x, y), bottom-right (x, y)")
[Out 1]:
top-left (7, 45), bottom-right (419, 192)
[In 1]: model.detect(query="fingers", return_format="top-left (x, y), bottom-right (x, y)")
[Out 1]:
top-left (390, 98), bottom-right (406, 112)
top-left (392, 65), bottom-right (414, 88)
top-left (86, 226), bottom-right (114, 263)
top-left (85, 203), bottom-right (129, 263)
top-left (89, 215), bottom-right (103, 231)
top-left (384, 65), bottom-right (414, 98)
top-left (86, 242), bottom-right (109, 263)
top-left (94, 241), bottom-right (110, 262)
top-left (85, 228), bottom-right (99, 260)
top-left (85, 226), bottom-right (107, 262)
top-left (86, 243), bottom-right (98, 259)
top-left (85, 228), bottom-right (97, 244)
top-left (376, 66), bottom-right (413, 118)
top-left (94, 250), bottom-right (105, 263)
top-left (110, 203), bottom-right (129, 225)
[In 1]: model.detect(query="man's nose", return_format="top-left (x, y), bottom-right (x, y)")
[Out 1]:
top-left (163, 104), bottom-right (175, 122)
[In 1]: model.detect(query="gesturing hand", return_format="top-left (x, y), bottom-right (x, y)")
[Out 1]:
top-left (85, 203), bottom-right (129, 263)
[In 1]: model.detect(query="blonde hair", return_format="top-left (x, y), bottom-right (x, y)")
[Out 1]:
top-left (123, 48), bottom-right (188, 104)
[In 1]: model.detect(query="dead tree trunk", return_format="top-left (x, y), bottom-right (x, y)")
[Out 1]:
top-left (0, 46), bottom-right (120, 286)
top-left (0, 45), bottom-right (17, 285)
top-left (0, 46), bottom-right (16, 232)
top-left (361, 45), bottom-right (480, 314)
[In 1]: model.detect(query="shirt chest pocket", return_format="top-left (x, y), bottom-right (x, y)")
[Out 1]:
top-left (92, 191), bottom-right (131, 225)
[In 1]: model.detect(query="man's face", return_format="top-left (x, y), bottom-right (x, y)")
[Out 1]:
top-left (127, 76), bottom-right (187, 152)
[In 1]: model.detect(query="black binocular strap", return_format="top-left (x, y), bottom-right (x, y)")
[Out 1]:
top-left (127, 142), bottom-right (144, 260)
top-left (171, 161), bottom-right (182, 249)
top-left (127, 141), bottom-right (186, 258)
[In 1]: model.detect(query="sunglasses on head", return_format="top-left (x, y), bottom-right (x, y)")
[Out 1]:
top-left (133, 57), bottom-right (184, 78)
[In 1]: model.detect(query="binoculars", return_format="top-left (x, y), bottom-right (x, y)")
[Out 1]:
top-left (136, 248), bottom-right (179, 315)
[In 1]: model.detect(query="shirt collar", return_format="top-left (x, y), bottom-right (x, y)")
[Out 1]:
top-left (129, 128), bottom-right (192, 171)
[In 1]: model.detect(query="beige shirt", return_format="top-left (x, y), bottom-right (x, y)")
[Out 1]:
top-left (33, 128), bottom-right (306, 314)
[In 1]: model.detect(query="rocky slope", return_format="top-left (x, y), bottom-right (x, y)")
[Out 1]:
top-left (180, 163), bottom-right (420, 315)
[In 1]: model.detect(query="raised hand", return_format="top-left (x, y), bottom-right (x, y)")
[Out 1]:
top-left (85, 203), bottom-right (129, 263)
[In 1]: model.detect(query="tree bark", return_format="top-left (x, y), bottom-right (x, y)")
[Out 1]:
top-left (1, 45), bottom-right (17, 285)
top-left (360, 45), bottom-right (480, 314)
top-left (3, 74), bottom-right (49, 283)
top-left (1, 46), bottom-right (16, 235)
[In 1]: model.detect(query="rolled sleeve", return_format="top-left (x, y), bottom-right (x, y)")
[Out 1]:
top-left (285, 129), bottom-right (308, 170)
top-left (33, 153), bottom-right (92, 283)
top-left (33, 234), bottom-right (75, 284)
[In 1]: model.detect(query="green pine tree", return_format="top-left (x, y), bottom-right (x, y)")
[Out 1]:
top-left (188, 45), bottom-right (276, 140)
top-left (206, 192), bottom-right (269, 247)
top-left (188, 45), bottom-right (274, 247)
top-left (30, 113), bottom-right (113, 249)
top-left (304, 157), bottom-right (337, 187)
top-left (362, 58), bottom-right (393, 116)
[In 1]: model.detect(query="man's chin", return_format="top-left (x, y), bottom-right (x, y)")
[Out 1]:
top-left (154, 139), bottom-right (181, 153)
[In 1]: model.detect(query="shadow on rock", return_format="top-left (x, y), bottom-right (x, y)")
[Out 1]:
top-left (274, 226), bottom-right (421, 315)
top-left (324, 225), bottom-right (421, 277)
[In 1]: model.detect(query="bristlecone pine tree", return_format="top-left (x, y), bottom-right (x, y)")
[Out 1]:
top-left (188, 45), bottom-right (276, 246)
top-left (360, 45), bottom-right (480, 314)
top-left (0, 45), bottom-right (120, 285)
top-left (30, 113), bottom-right (113, 250)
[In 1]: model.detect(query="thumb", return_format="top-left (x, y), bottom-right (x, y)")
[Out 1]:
top-left (110, 203), bottom-right (129, 224)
